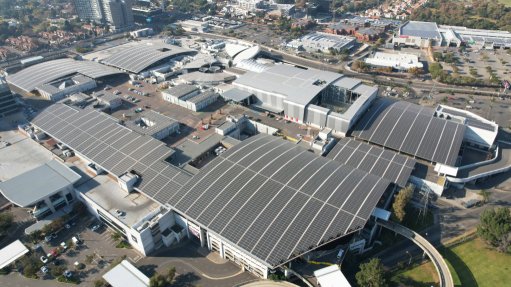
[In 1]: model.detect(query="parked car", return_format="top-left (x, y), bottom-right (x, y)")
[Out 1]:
top-left (91, 224), bottom-right (101, 232)
top-left (40, 256), bottom-right (48, 264)
top-left (63, 270), bottom-right (72, 278)
top-left (115, 209), bottom-right (125, 216)
top-left (40, 266), bottom-right (49, 274)
top-left (44, 235), bottom-right (52, 243)
top-left (60, 242), bottom-right (67, 250)
top-left (72, 236), bottom-right (82, 245)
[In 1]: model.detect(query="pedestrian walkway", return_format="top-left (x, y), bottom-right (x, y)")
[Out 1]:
top-left (376, 219), bottom-right (454, 287)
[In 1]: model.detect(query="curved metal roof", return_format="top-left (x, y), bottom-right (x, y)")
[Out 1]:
top-left (6, 58), bottom-right (124, 93)
top-left (101, 43), bottom-right (194, 73)
top-left (168, 134), bottom-right (390, 268)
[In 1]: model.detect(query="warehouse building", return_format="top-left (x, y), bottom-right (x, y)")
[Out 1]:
top-left (438, 25), bottom-right (511, 49)
top-left (162, 84), bottom-right (200, 105)
top-left (30, 104), bottom-right (395, 278)
top-left (31, 104), bottom-right (193, 255)
top-left (393, 21), bottom-right (511, 49)
top-left (233, 64), bottom-right (377, 136)
top-left (365, 52), bottom-right (423, 71)
top-left (125, 110), bottom-right (179, 140)
top-left (392, 21), bottom-right (442, 48)
top-left (287, 32), bottom-right (356, 53)
top-left (93, 90), bottom-right (123, 110)
top-left (5, 58), bottom-right (124, 96)
top-left (36, 75), bottom-right (97, 102)
top-left (0, 160), bottom-right (81, 219)
top-left (186, 90), bottom-right (219, 112)
top-left (83, 40), bottom-right (195, 74)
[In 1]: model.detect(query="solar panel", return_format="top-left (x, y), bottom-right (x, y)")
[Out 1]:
top-left (171, 134), bottom-right (390, 268)
top-left (326, 138), bottom-right (416, 187)
top-left (30, 103), bottom-right (192, 206)
top-left (352, 98), bottom-right (465, 166)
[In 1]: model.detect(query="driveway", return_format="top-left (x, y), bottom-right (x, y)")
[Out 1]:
top-left (137, 240), bottom-right (256, 287)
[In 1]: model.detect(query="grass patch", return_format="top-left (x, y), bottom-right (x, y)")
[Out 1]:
top-left (441, 238), bottom-right (511, 287)
top-left (391, 237), bottom-right (511, 287)
top-left (115, 241), bottom-right (132, 249)
top-left (57, 275), bottom-right (80, 284)
top-left (498, 0), bottom-right (511, 7)
top-left (391, 261), bottom-right (439, 287)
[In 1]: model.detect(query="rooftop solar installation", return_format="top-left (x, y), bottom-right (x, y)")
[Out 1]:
top-left (6, 58), bottom-right (124, 93)
top-left (399, 21), bottom-right (441, 39)
top-left (31, 104), bottom-right (192, 202)
top-left (168, 134), bottom-right (390, 268)
top-left (326, 138), bottom-right (416, 187)
top-left (101, 43), bottom-right (194, 73)
top-left (351, 98), bottom-right (466, 166)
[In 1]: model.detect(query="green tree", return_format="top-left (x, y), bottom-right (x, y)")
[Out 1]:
top-left (392, 185), bottom-right (414, 223)
top-left (429, 62), bottom-right (444, 79)
top-left (480, 189), bottom-right (491, 203)
top-left (167, 267), bottom-right (176, 284)
top-left (0, 212), bottom-right (14, 236)
top-left (111, 232), bottom-right (122, 242)
top-left (352, 60), bottom-right (369, 72)
top-left (94, 279), bottom-right (108, 287)
top-left (51, 265), bottom-right (66, 277)
top-left (477, 207), bottom-right (511, 253)
top-left (356, 258), bottom-right (387, 287)
top-left (149, 273), bottom-right (168, 287)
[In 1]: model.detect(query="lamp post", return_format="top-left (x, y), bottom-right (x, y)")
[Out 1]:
top-left (406, 250), bottom-right (412, 266)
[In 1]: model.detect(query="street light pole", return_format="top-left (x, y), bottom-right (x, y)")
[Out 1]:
top-left (406, 250), bottom-right (412, 266)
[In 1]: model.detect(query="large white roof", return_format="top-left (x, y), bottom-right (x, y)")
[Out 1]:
top-left (103, 260), bottom-right (149, 287)
top-left (0, 240), bottom-right (29, 269)
top-left (234, 64), bottom-right (342, 106)
top-left (0, 160), bottom-right (81, 207)
top-left (314, 265), bottom-right (351, 287)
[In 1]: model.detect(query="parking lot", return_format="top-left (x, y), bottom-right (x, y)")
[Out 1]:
top-left (436, 47), bottom-right (511, 81)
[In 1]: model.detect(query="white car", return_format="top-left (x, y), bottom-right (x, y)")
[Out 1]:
top-left (40, 266), bottom-right (49, 274)
top-left (63, 270), bottom-right (72, 278)
top-left (40, 256), bottom-right (48, 264)
top-left (91, 224), bottom-right (101, 232)
top-left (60, 242), bottom-right (67, 249)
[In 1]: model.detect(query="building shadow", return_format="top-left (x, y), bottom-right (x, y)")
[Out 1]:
top-left (173, 272), bottom-right (201, 287)
top-left (137, 264), bottom-right (158, 277)
top-left (440, 247), bottom-right (478, 287)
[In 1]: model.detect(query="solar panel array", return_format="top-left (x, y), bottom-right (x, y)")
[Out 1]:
top-left (102, 44), bottom-right (193, 73)
top-left (6, 58), bottom-right (124, 93)
top-left (31, 104), bottom-right (192, 202)
top-left (168, 134), bottom-right (390, 267)
top-left (326, 138), bottom-right (416, 187)
top-left (351, 98), bottom-right (466, 166)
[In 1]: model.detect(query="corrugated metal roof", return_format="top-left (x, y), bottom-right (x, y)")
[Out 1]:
top-left (400, 21), bottom-right (441, 39)
top-left (6, 58), bottom-right (124, 93)
top-left (0, 160), bottom-right (81, 207)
